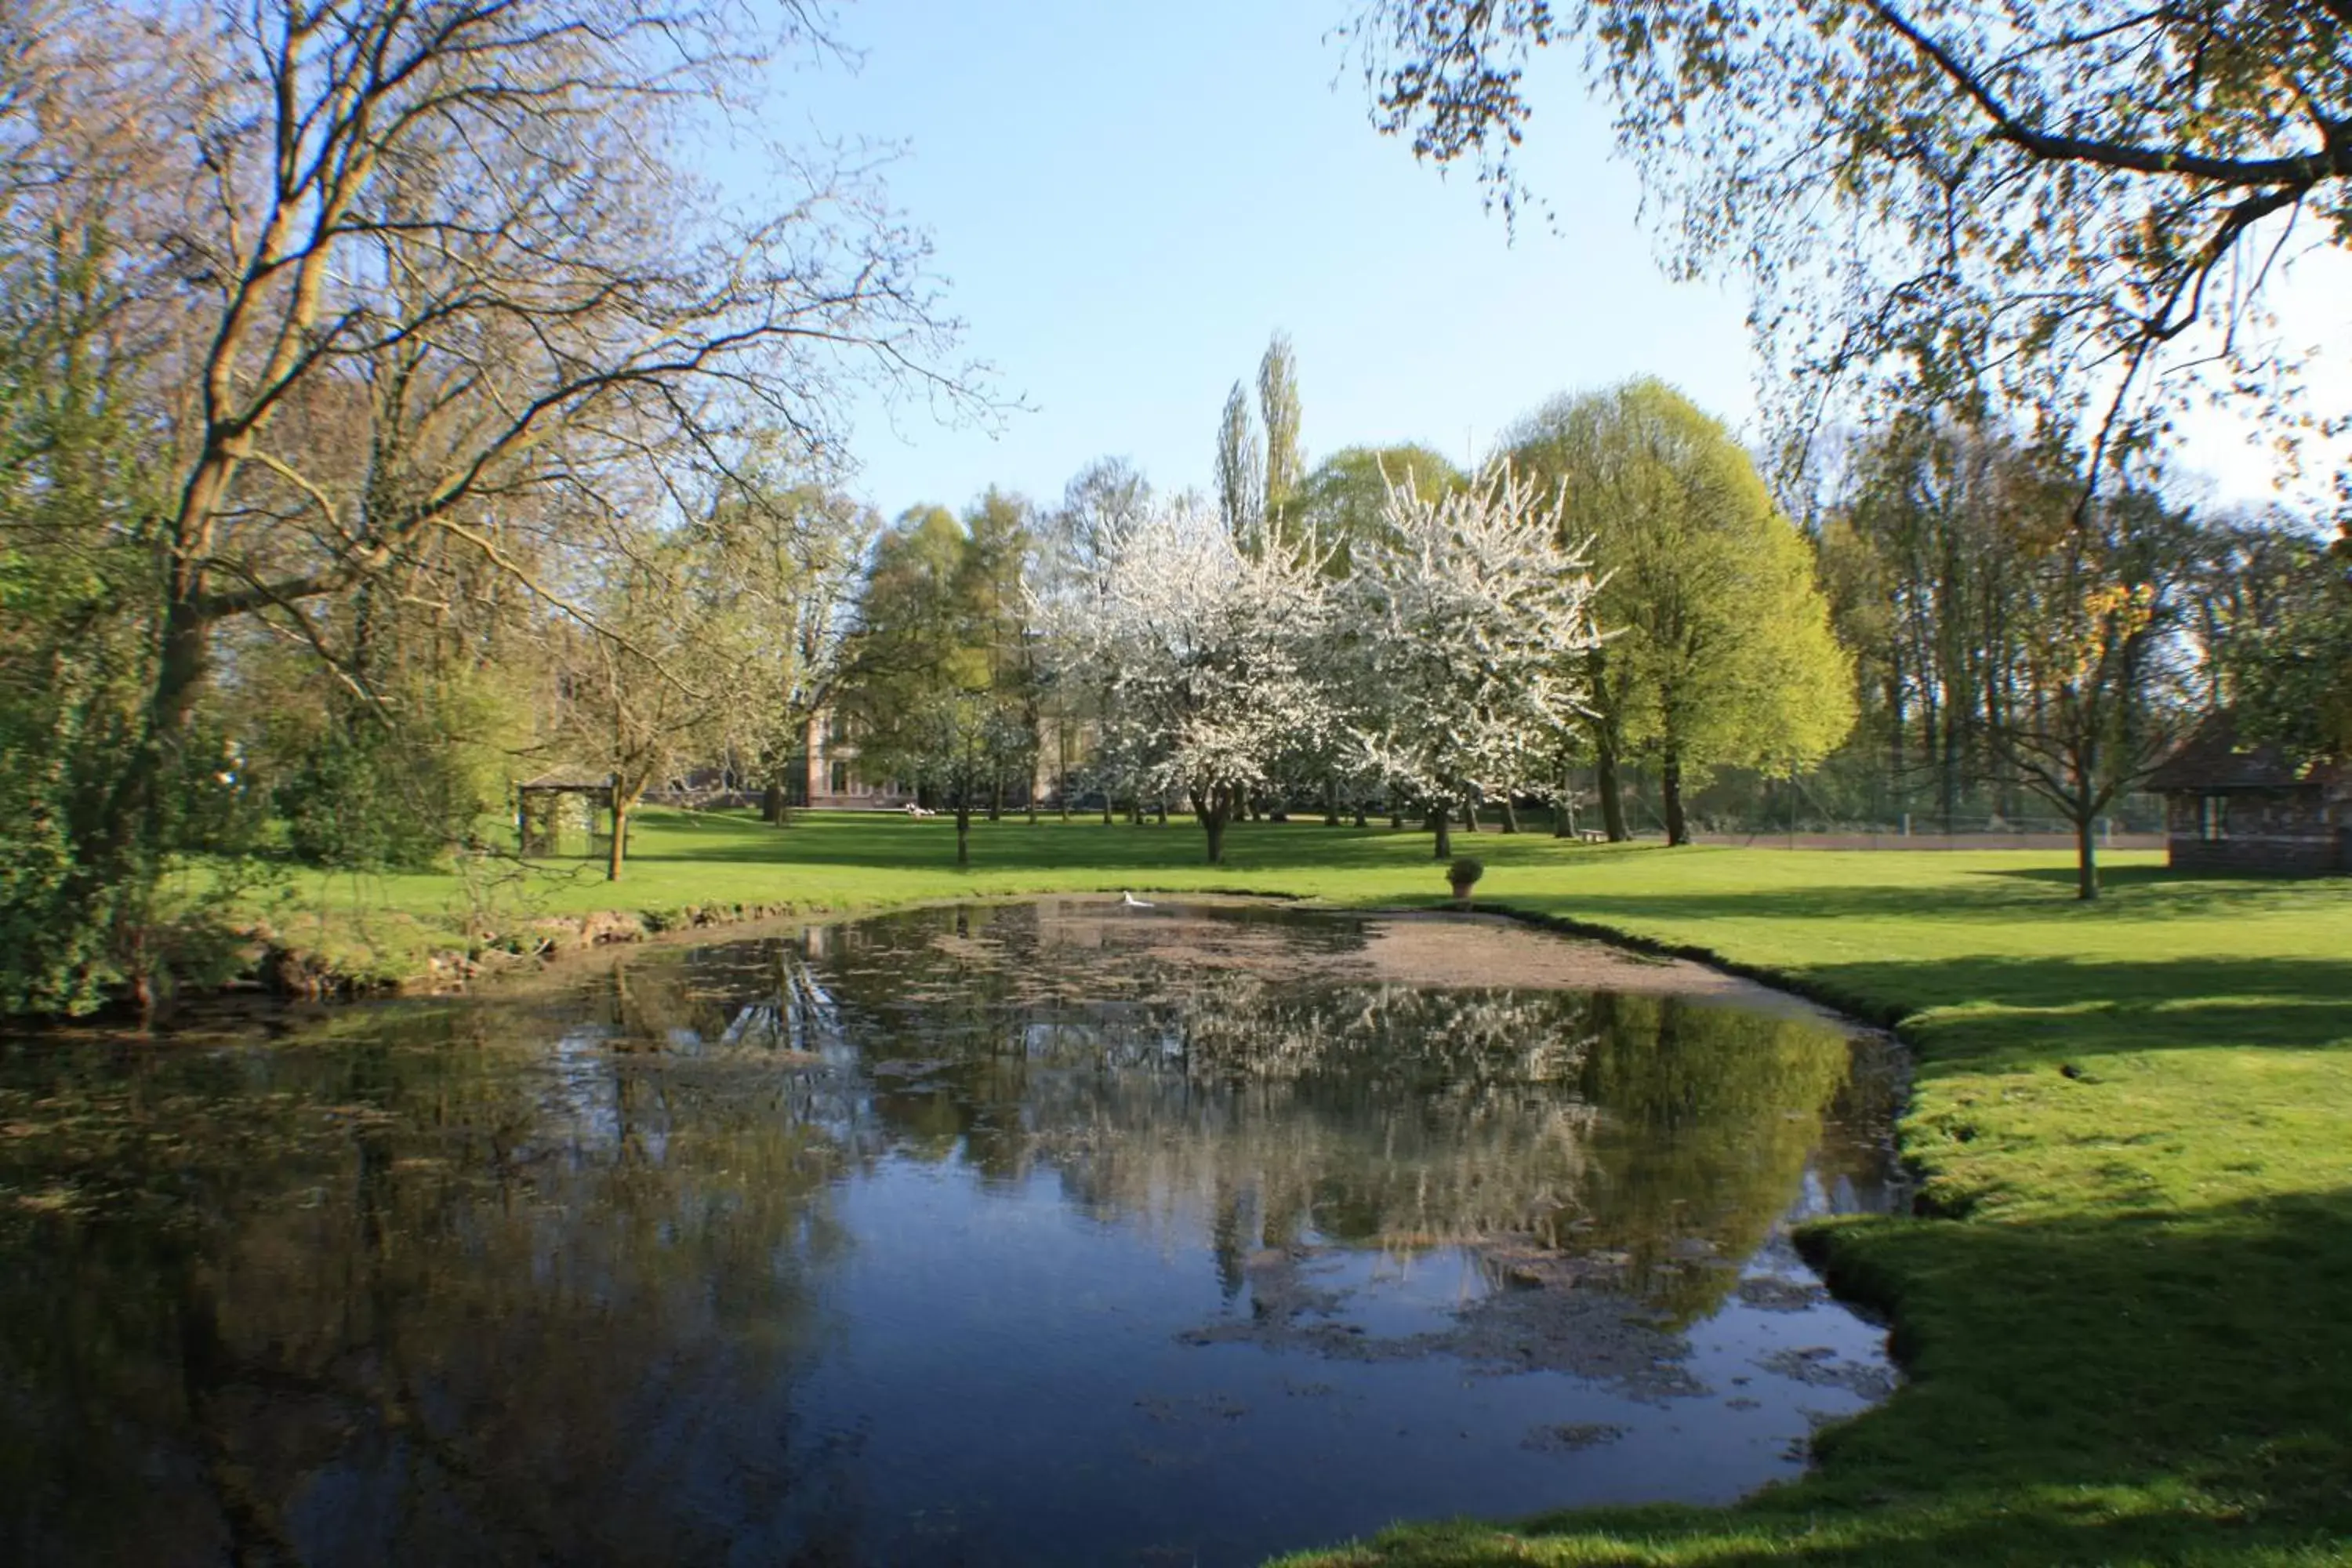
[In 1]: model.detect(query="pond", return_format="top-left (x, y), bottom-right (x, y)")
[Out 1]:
top-left (0, 898), bottom-right (1900, 1568)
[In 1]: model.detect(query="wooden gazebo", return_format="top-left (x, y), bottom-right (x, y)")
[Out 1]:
top-left (515, 768), bottom-right (616, 856)
top-left (2145, 714), bottom-right (2347, 875)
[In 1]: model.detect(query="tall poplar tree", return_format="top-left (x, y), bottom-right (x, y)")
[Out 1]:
top-left (1258, 333), bottom-right (1305, 546)
top-left (1214, 383), bottom-right (1265, 549)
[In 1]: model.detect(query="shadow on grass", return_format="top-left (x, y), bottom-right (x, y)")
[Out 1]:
top-left (1489, 880), bottom-right (2350, 1065)
top-left (1515, 873), bottom-right (2335, 932)
top-left (1790, 953), bottom-right (2352, 1059)
top-left (1294, 1189), bottom-right (2352, 1566)
top-left (1984, 860), bottom-right (2352, 908)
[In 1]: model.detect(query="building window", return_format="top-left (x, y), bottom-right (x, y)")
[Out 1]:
top-left (2199, 794), bottom-right (2228, 843)
top-left (830, 760), bottom-right (848, 795)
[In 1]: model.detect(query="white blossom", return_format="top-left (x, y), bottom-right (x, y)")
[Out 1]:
top-left (1341, 463), bottom-right (1604, 826)
top-left (1073, 499), bottom-right (1334, 862)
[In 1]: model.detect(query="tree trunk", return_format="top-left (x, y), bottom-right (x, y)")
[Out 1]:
top-left (1498, 795), bottom-right (1519, 833)
top-left (763, 776), bottom-right (792, 826)
top-left (607, 790), bottom-right (629, 881)
top-left (94, 593), bottom-right (212, 879)
top-left (988, 777), bottom-right (1003, 823)
top-left (1201, 800), bottom-right (1229, 864)
top-left (2074, 811), bottom-right (2099, 902)
top-left (1460, 792), bottom-right (1479, 832)
top-left (1886, 669), bottom-right (1907, 827)
top-left (1323, 775), bottom-right (1340, 826)
top-left (1596, 735), bottom-right (1630, 842)
top-left (1936, 692), bottom-right (1959, 833)
top-left (1352, 800), bottom-right (1367, 829)
top-left (1156, 795), bottom-right (1168, 826)
top-left (1430, 802), bottom-right (1451, 861)
top-left (956, 794), bottom-right (972, 868)
top-left (1058, 726), bottom-right (1072, 821)
top-left (1661, 750), bottom-right (1689, 847)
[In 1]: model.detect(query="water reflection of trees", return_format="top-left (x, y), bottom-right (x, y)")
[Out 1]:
top-left (0, 1015), bottom-right (861, 1566)
top-left (631, 908), bottom-right (1871, 1319)
top-left (0, 905), bottom-right (1882, 1562)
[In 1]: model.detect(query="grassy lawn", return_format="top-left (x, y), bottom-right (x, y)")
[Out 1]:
top-left (252, 809), bottom-right (2352, 1565)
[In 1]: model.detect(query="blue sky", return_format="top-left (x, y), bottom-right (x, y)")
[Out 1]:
top-left (757, 1), bottom-right (2339, 521)
top-left (759, 1), bottom-right (1752, 518)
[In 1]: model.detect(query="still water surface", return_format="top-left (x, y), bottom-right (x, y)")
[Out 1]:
top-left (0, 900), bottom-right (1899, 1567)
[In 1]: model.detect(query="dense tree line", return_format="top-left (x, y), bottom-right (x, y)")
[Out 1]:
top-left (1791, 416), bottom-right (2340, 892)
top-left (837, 348), bottom-right (2333, 913)
top-left (847, 351), bottom-right (1849, 868)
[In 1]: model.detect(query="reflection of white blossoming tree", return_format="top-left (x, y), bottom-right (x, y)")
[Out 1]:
top-left (1065, 501), bottom-right (1334, 864)
top-left (1343, 464), bottom-right (1605, 858)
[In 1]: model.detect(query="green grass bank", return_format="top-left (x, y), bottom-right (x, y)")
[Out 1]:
top-left (245, 811), bottom-right (2352, 1565)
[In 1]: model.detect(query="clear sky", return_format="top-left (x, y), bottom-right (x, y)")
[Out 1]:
top-left (758, 1), bottom-right (2343, 522)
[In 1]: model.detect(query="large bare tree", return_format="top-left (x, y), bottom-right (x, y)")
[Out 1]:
top-left (19, 0), bottom-right (967, 879)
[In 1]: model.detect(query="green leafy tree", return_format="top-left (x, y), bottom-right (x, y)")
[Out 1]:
top-left (1807, 417), bottom-right (2054, 830)
top-left (953, 488), bottom-right (1045, 821)
top-left (269, 663), bottom-right (524, 870)
top-left (1291, 443), bottom-right (1466, 577)
top-left (1509, 380), bottom-right (1855, 844)
top-left (696, 475), bottom-right (876, 826)
top-left (845, 494), bottom-right (1041, 854)
top-left (0, 174), bottom-right (176, 1011)
top-left (2206, 521), bottom-right (2351, 763)
top-left (887, 688), bottom-right (1036, 866)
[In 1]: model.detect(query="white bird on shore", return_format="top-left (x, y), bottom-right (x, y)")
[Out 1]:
top-left (1120, 891), bottom-right (1154, 909)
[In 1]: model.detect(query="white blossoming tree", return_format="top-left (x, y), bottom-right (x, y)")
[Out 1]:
top-left (1343, 463), bottom-right (1604, 859)
top-left (1076, 501), bottom-right (1334, 864)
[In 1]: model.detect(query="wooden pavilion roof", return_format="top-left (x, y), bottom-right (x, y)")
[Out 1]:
top-left (2144, 713), bottom-right (2342, 793)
